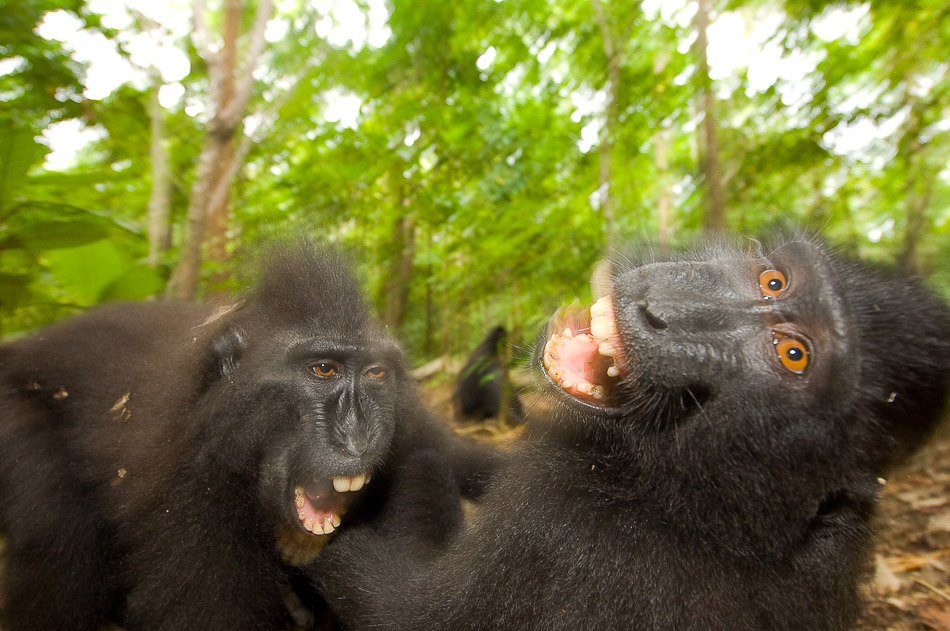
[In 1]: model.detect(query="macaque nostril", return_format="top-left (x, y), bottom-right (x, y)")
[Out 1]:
top-left (341, 433), bottom-right (370, 458)
top-left (637, 300), bottom-right (668, 331)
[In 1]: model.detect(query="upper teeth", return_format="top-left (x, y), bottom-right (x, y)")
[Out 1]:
top-left (589, 297), bottom-right (617, 356)
top-left (542, 296), bottom-right (620, 401)
top-left (590, 296), bottom-right (611, 317)
top-left (333, 473), bottom-right (370, 493)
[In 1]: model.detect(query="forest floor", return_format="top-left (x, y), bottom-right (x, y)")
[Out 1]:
top-left (851, 427), bottom-right (950, 631)
top-left (422, 380), bottom-right (950, 631)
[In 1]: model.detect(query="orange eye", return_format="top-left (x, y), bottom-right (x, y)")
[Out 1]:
top-left (759, 269), bottom-right (787, 299)
top-left (773, 336), bottom-right (808, 374)
top-left (311, 362), bottom-right (337, 377)
top-left (365, 366), bottom-right (387, 379)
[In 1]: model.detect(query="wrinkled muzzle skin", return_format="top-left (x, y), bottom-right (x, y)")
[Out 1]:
top-left (539, 235), bottom-right (950, 557)
top-left (203, 314), bottom-right (408, 555)
top-left (257, 353), bottom-right (401, 544)
top-left (543, 240), bottom-right (857, 429)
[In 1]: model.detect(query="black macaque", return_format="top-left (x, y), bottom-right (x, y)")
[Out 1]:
top-left (310, 235), bottom-right (950, 631)
top-left (0, 245), bottom-right (497, 631)
top-left (454, 325), bottom-right (524, 422)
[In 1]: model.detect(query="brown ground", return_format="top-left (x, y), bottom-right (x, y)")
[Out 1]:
top-left (852, 428), bottom-right (950, 631)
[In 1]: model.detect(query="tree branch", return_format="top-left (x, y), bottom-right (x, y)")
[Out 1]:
top-left (589, 0), bottom-right (616, 64)
top-left (191, 0), bottom-right (223, 106)
top-left (206, 68), bottom-right (306, 219)
top-left (221, 0), bottom-right (274, 126)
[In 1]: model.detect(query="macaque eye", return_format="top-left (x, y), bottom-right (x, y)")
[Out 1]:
top-left (365, 366), bottom-right (387, 379)
top-left (311, 362), bottom-right (338, 377)
top-left (759, 270), bottom-right (787, 299)
top-left (773, 335), bottom-right (809, 374)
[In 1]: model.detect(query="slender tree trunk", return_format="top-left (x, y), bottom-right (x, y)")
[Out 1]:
top-left (383, 213), bottom-right (416, 331)
top-left (496, 279), bottom-right (521, 428)
top-left (590, 0), bottom-right (622, 254)
top-left (168, 137), bottom-right (228, 298)
top-left (203, 140), bottom-right (237, 300)
top-left (439, 257), bottom-right (452, 360)
top-left (206, 140), bottom-right (235, 269)
top-left (202, 0), bottom-right (240, 276)
top-left (896, 101), bottom-right (933, 276)
top-left (653, 54), bottom-right (672, 251)
top-left (497, 333), bottom-right (512, 428)
top-left (146, 76), bottom-right (172, 267)
top-left (695, 0), bottom-right (726, 234)
top-left (206, 71), bottom-right (307, 285)
top-left (897, 157), bottom-right (933, 276)
top-left (423, 227), bottom-right (434, 357)
top-left (166, 0), bottom-right (273, 300)
top-left (655, 127), bottom-right (671, 252)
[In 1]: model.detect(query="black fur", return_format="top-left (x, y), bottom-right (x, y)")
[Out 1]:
top-left (310, 236), bottom-right (950, 631)
top-left (454, 325), bottom-right (523, 422)
top-left (0, 245), bottom-right (496, 630)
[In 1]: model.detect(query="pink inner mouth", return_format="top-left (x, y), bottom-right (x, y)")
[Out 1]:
top-left (542, 296), bottom-right (622, 405)
top-left (293, 474), bottom-right (370, 536)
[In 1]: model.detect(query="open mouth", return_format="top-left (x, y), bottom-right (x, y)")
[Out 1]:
top-left (542, 295), bottom-right (623, 406)
top-left (293, 473), bottom-right (371, 535)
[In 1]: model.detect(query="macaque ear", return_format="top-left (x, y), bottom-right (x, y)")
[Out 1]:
top-left (211, 325), bottom-right (247, 379)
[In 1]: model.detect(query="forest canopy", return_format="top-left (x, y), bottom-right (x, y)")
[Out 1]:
top-left (1, 0), bottom-right (948, 362)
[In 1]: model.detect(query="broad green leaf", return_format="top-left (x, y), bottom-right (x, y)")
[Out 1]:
top-left (0, 272), bottom-right (32, 309)
top-left (42, 240), bottom-right (124, 304)
top-left (0, 129), bottom-right (45, 207)
top-left (99, 265), bottom-right (166, 301)
top-left (3, 219), bottom-right (112, 252)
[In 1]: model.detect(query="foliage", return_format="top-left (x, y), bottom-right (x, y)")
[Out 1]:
top-left (2, 0), bottom-right (949, 359)
top-left (0, 1), bottom-right (164, 335)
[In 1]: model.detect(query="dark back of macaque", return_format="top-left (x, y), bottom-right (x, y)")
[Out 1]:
top-left (0, 244), bottom-right (499, 631)
top-left (310, 235), bottom-right (950, 631)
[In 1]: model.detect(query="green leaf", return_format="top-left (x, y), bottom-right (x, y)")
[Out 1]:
top-left (42, 240), bottom-right (124, 304)
top-left (4, 219), bottom-right (111, 251)
top-left (99, 265), bottom-right (166, 301)
top-left (0, 272), bottom-right (32, 309)
top-left (0, 128), bottom-right (45, 208)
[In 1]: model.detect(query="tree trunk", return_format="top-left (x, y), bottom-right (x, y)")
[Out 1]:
top-left (496, 279), bottom-right (521, 429)
top-left (653, 53), bottom-right (672, 251)
top-left (439, 258), bottom-right (452, 359)
top-left (202, 0), bottom-right (240, 276)
top-left (897, 154), bottom-right (933, 276)
top-left (590, 0), bottom-right (622, 254)
top-left (695, 0), bottom-right (726, 234)
top-left (383, 213), bottom-right (416, 331)
top-left (146, 76), bottom-right (172, 268)
top-left (166, 0), bottom-right (273, 300)
top-left (423, 227), bottom-right (434, 357)
top-left (167, 136), bottom-right (229, 299)
top-left (896, 100), bottom-right (933, 276)
top-left (205, 141), bottom-right (235, 269)
top-left (655, 127), bottom-right (671, 252)
top-left (203, 139), bottom-right (237, 300)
